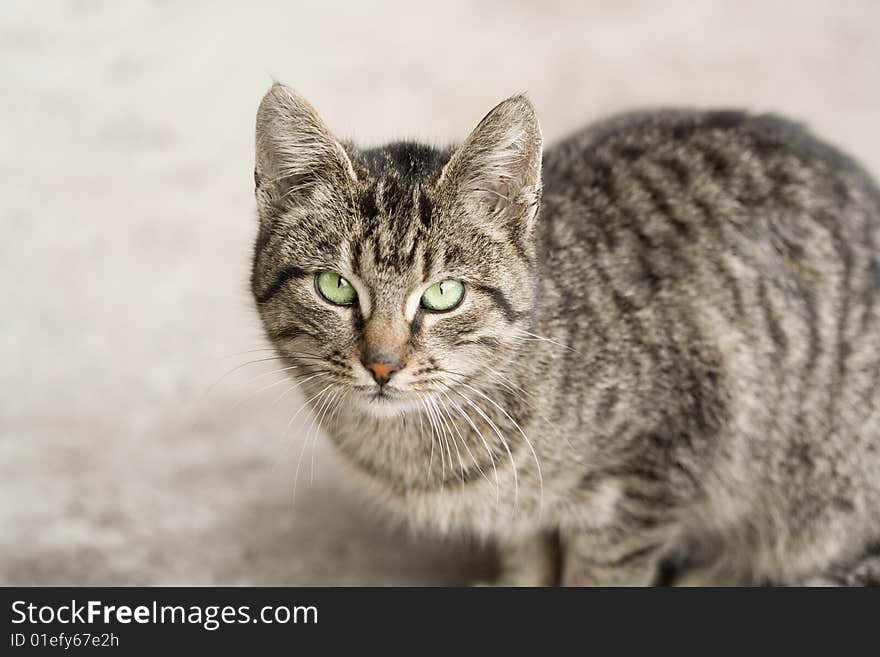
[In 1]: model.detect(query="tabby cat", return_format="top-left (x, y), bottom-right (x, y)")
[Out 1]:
top-left (250, 83), bottom-right (880, 585)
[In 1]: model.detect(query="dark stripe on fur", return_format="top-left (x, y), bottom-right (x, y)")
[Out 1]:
top-left (255, 265), bottom-right (308, 303)
top-left (472, 283), bottom-right (521, 323)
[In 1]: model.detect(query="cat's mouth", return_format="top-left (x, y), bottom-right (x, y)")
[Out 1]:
top-left (348, 383), bottom-right (405, 404)
top-left (351, 384), bottom-right (423, 418)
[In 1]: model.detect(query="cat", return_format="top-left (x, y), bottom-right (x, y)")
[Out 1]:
top-left (250, 83), bottom-right (880, 586)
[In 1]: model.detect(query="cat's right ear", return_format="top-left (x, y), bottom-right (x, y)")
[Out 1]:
top-left (254, 83), bottom-right (357, 215)
top-left (437, 94), bottom-right (543, 236)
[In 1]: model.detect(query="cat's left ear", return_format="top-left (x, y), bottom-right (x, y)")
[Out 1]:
top-left (437, 94), bottom-right (543, 234)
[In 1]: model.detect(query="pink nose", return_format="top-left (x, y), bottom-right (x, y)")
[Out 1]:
top-left (362, 353), bottom-right (403, 386)
top-left (367, 362), bottom-right (398, 384)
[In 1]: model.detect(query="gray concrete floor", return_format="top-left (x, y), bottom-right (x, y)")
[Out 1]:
top-left (2, 0), bottom-right (879, 585)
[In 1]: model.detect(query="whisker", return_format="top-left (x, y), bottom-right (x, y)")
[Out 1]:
top-left (291, 382), bottom-right (335, 505)
top-left (513, 329), bottom-right (579, 354)
top-left (282, 377), bottom-right (333, 445)
top-left (484, 365), bottom-right (530, 396)
top-left (327, 387), bottom-right (350, 426)
top-left (281, 348), bottom-right (328, 360)
top-left (457, 380), bottom-right (544, 518)
top-left (428, 399), bottom-right (455, 484)
top-left (438, 367), bottom-right (526, 409)
top-left (310, 385), bottom-right (344, 485)
top-left (229, 366), bottom-right (305, 408)
top-left (439, 387), bottom-right (500, 502)
top-left (204, 356), bottom-right (290, 394)
top-left (284, 354), bottom-right (336, 366)
top-left (318, 386), bottom-right (352, 478)
top-left (419, 398), bottom-right (446, 487)
top-left (207, 348), bottom-right (333, 396)
top-left (425, 396), bottom-right (453, 486)
top-left (454, 389), bottom-right (519, 511)
top-left (418, 403), bottom-right (434, 481)
top-left (218, 347), bottom-right (277, 358)
top-left (430, 396), bottom-right (465, 486)
top-left (270, 370), bottom-right (326, 406)
top-left (437, 392), bottom-right (492, 488)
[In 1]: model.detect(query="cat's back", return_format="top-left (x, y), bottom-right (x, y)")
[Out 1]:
top-left (542, 107), bottom-right (880, 232)
top-left (537, 108), bottom-right (880, 548)
top-left (538, 106), bottom-right (880, 307)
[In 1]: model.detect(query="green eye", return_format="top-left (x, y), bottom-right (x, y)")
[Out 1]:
top-left (421, 279), bottom-right (465, 312)
top-left (315, 271), bottom-right (357, 306)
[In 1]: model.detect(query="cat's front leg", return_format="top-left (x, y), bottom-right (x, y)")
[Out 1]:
top-left (560, 525), bottom-right (677, 587)
top-left (482, 532), bottom-right (559, 586)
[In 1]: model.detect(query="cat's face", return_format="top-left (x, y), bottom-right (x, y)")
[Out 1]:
top-left (251, 85), bottom-right (542, 418)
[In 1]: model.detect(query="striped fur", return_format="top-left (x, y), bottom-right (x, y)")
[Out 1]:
top-left (251, 85), bottom-right (880, 586)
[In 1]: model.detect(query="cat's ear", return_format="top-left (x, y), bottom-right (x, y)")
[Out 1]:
top-left (254, 83), bottom-right (357, 213)
top-left (438, 94), bottom-right (542, 233)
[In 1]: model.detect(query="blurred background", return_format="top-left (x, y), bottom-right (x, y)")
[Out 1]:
top-left (2, 0), bottom-right (879, 585)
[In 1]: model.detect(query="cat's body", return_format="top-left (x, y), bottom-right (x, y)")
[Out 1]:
top-left (251, 84), bottom-right (880, 585)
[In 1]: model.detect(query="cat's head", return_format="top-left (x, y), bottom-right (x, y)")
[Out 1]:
top-left (251, 84), bottom-right (542, 418)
